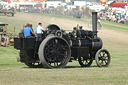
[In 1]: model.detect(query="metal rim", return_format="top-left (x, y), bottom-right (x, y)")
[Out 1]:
top-left (95, 49), bottom-right (111, 67)
top-left (78, 55), bottom-right (93, 67)
top-left (39, 36), bottom-right (71, 68)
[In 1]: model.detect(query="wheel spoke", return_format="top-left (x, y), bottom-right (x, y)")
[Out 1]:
top-left (101, 60), bottom-right (104, 65)
top-left (99, 53), bottom-right (102, 57)
top-left (54, 60), bottom-right (56, 66)
top-left (104, 60), bottom-right (107, 64)
top-left (56, 61), bottom-right (59, 66)
top-left (58, 53), bottom-right (67, 56)
top-left (85, 60), bottom-right (88, 64)
top-left (103, 52), bottom-right (106, 56)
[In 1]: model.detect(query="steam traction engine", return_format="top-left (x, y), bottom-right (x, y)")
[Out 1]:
top-left (14, 12), bottom-right (111, 68)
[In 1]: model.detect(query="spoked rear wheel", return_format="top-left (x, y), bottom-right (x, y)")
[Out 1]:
top-left (39, 36), bottom-right (71, 68)
top-left (95, 49), bottom-right (111, 67)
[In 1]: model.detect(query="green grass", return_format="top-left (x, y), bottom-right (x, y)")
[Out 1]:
top-left (0, 46), bottom-right (128, 85)
top-left (0, 12), bottom-right (128, 85)
top-left (102, 20), bottom-right (128, 31)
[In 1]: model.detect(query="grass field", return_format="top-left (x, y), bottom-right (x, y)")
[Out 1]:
top-left (0, 12), bottom-right (128, 85)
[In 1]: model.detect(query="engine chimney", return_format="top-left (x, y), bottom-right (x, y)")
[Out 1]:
top-left (92, 12), bottom-right (97, 37)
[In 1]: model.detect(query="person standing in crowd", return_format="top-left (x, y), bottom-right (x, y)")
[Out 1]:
top-left (24, 23), bottom-right (34, 37)
top-left (36, 23), bottom-right (46, 41)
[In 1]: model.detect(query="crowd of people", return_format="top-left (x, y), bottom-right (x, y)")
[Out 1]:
top-left (99, 10), bottom-right (128, 24)
top-left (42, 6), bottom-right (128, 24)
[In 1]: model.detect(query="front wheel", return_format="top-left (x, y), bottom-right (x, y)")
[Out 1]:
top-left (95, 49), bottom-right (111, 67)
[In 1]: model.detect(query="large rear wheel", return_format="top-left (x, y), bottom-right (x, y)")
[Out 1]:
top-left (39, 36), bottom-right (71, 68)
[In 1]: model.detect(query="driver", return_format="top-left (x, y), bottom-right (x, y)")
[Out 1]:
top-left (36, 22), bottom-right (46, 41)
